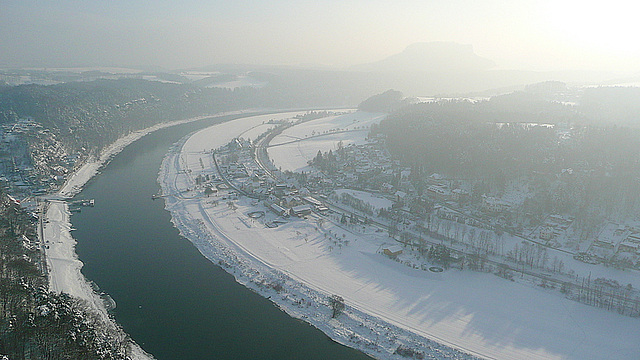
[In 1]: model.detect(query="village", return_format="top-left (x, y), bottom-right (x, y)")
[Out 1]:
top-left (4, 104), bottom-right (640, 319)
top-left (157, 110), bottom-right (640, 360)
top-left (0, 117), bottom-right (86, 207)
top-left (1, 105), bottom-right (638, 360)
top-left (171, 110), bottom-right (640, 319)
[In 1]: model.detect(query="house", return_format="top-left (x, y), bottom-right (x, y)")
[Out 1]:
top-left (426, 185), bottom-right (452, 200)
top-left (251, 174), bottom-right (261, 186)
top-left (427, 173), bottom-right (449, 186)
top-left (381, 182), bottom-right (394, 193)
top-left (303, 196), bottom-right (323, 208)
top-left (593, 237), bottom-right (615, 250)
top-left (627, 232), bottom-right (640, 243)
top-left (253, 187), bottom-right (269, 197)
top-left (394, 190), bottom-right (407, 202)
top-left (617, 241), bottom-right (639, 254)
top-left (382, 245), bottom-right (403, 258)
top-left (481, 195), bottom-right (511, 213)
top-left (281, 195), bottom-right (300, 208)
top-left (618, 232), bottom-right (640, 254)
top-left (273, 183), bottom-right (289, 196)
top-left (291, 205), bottom-right (313, 217)
top-left (204, 187), bottom-right (218, 196)
top-left (269, 204), bottom-right (288, 217)
top-left (539, 226), bottom-right (554, 240)
top-left (451, 188), bottom-right (469, 202)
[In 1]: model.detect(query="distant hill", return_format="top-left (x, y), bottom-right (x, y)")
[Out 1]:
top-left (358, 89), bottom-right (407, 113)
top-left (352, 42), bottom-right (495, 73)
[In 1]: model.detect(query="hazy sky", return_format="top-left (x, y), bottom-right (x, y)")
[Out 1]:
top-left (2, 0), bottom-right (639, 72)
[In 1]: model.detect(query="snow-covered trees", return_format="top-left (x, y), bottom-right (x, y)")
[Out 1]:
top-left (0, 191), bottom-right (133, 359)
top-left (427, 244), bottom-right (451, 268)
top-left (329, 295), bottom-right (345, 318)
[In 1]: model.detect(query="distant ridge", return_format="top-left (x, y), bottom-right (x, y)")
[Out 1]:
top-left (352, 42), bottom-right (495, 72)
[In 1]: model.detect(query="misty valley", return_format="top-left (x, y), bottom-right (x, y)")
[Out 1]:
top-left (2, 39), bottom-right (640, 360)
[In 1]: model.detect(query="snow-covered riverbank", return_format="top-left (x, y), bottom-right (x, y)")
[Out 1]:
top-left (42, 110), bottom-right (258, 360)
top-left (157, 111), bottom-right (476, 359)
top-left (159, 111), bottom-right (640, 360)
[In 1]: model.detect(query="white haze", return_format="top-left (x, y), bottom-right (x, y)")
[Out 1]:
top-left (1, 0), bottom-right (639, 73)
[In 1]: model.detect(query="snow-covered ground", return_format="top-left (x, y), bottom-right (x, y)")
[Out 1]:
top-left (334, 189), bottom-right (394, 211)
top-left (268, 131), bottom-right (363, 172)
top-left (269, 111), bottom-right (383, 146)
top-left (160, 112), bottom-right (640, 360)
top-left (44, 200), bottom-right (96, 301)
top-left (267, 111), bottom-right (385, 172)
top-left (237, 123), bottom-right (276, 141)
top-left (206, 75), bottom-right (267, 89)
top-left (427, 214), bottom-right (640, 292)
top-left (182, 111), bottom-right (316, 155)
top-left (179, 71), bottom-right (221, 81)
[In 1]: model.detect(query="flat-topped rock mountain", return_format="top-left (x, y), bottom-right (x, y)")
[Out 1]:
top-left (352, 42), bottom-right (496, 72)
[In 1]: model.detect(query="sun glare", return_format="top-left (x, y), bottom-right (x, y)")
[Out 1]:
top-left (548, 1), bottom-right (640, 55)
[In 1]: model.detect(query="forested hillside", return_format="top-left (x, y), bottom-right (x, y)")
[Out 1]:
top-left (0, 80), bottom-right (262, 153)
top-left (375, 89), bottom-right (640, 222)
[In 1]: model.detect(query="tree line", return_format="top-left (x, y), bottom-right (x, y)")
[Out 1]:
top-left (375, 92), bottom-right (640, 223)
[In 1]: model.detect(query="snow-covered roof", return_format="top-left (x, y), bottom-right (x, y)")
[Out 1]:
top-left (395, 191), bottom-right (407, 199)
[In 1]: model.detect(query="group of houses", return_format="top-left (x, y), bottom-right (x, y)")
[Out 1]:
top-left (265, 188), bottom-right (327, 218)
top-left (0, 118), bottom-right (82, 201)
top-left (215, 140), bottom-right (329, 219)
top-left (590, 223), bottom-right (640, 262)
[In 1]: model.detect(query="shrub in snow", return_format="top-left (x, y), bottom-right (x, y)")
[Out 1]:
top-left (394, 345), bottom-right (424, 359)
top-left (329, 295), bottom-right (345, 318)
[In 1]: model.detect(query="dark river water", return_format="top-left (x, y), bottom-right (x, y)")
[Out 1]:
top-left (70, 115), bottom-right (372, 360)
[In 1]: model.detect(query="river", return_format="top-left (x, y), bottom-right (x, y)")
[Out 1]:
top-left (70, 115), bottom-right (372, 360)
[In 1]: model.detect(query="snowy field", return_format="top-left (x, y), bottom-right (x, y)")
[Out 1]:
top-left (269, 111), bottom-right (384, 146)
top-left (237, 123), bottom-right (276, 141)
top-left (179, 71), bottom-right (221, 81)
top-left (206, 75), bottom-right (267, 89)
top-left (334, 189), bottom-right (394, 211)
top-left (182, 111), bottom-right (314, 154)
top-left (159, 112), bottom-right (640, 360)
top-left (268, 131), bottom-right (365, 172)
top-left (268, 111), bottom-right (385, 172)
